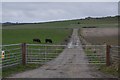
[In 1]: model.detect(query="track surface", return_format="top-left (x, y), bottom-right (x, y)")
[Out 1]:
top-left (10, 29), bottom-right (115, 78)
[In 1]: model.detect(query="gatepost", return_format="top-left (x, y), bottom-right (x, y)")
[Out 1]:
top-left (106, 45), bottom-right (111, 66)
top-left (21, 43), bottom-right (26, 65)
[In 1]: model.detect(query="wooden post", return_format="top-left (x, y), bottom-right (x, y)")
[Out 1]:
top-left (21, 43), bottom-right (26, 65)
top-left (106, 45), bottom-right (111, 66)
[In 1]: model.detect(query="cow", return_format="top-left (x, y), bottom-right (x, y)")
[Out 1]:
top-left (68, 36), bottom-right (71, 38)
top-left (33, 38), bottom-right (41, 43)
top-left (45, 39), bottom-right (52, 43)
top-left (64, 39), bottom-right (68, 42)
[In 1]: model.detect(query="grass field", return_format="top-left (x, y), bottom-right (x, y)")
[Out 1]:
top-left (3, 16), bottom-right (118, 29)
top-left (3, 23), bottom-right (118, 29)
top-left (2, 28), bottom-right (72, 45)
top-left (0, 29), bottom-right (2, 45)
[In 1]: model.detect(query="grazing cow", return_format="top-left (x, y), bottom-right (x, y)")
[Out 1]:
top-left (64, 39), bottom-right (68, 42)
top-left (45, 39), bottom-right (52, 43)
top-left (68, 36), bottom-right (71, 38)
top-left (33, 38), bottom-right (41, 43)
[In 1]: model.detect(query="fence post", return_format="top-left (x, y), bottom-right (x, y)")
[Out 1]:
top-left (106, 45), bottom-right (111, 66)
top-left (21, 43), bottom-right (26, 65)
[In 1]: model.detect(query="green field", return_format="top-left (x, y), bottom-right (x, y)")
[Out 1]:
top-left (0, 29), bottom-right (2, 45)
top-left (3, 16), bottom-right (118, 29)
top-left (3, 29), bottom-right (72, 45)
top-left (3, 22), bottom-right (118, 29)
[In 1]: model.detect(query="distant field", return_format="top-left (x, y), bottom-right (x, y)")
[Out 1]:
top-left (3, 23), bottom-right (118, 29)
top-left (0, 29), bottom-right (2, 45)
top-left (80, 28), bottom-right (118, 45)
top-left (3, 16), bottom-right (118, 29)
top-left (2, 28), bottom-right (72, 45)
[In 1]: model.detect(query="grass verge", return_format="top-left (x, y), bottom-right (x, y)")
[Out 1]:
top-left (2, 64), bottom-right (42, 78)
top-left (97, 65), bottom-right (119, 77)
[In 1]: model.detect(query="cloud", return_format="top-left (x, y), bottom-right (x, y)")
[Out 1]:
top-left (2, 2), bottom-right (118, 23)
top-left (0, 2), bottom-right (2, 22)
top-left (2, 0), bottom-right (120, 2)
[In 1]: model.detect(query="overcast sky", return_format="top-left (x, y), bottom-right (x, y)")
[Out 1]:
top-left (2, 2), bottom-right (118, 23)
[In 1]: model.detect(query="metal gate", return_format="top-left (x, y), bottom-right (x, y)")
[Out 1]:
top-left (1, 43), bottom-right (109, 68)
top-left (26, 44), bottom-right (66, 64)
top-left (82, 45), bottom-right (106, 64)
top-left (1, 44), bottom-right (22, 68)
top-left (26, 44), bottom-right (107, 65)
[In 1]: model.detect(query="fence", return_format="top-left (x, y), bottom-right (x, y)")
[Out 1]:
top-left (26, 44), bottom-right (66, 64)
top-left (79, 34), bottom-right (119, 66)
top-left (1, 43), bottom-right (119, 68)
top-left (26, 44), bottom-right (107, 65)
top-left (1, 43), bottom-right (66, 68)
top-left (1, 44), bottom-right (22, 68)
top-left (0, 45), bottom-right (2, 69)
top-left (110, 45), bottom-right (119, 69)
top-left (82, 45), bottom-right (106, 64)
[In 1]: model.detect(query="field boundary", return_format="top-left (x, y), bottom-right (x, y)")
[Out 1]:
top-left (1, 43), bottom-right (119, 69)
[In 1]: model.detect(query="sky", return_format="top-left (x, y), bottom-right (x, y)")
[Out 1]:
top-left (1, 0), bottom-right (120, 2)
top-left (1, 2), bottom-right (118, 23)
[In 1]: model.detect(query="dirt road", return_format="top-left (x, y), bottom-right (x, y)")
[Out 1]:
top-left (9, 29), bottom-right (115, 78)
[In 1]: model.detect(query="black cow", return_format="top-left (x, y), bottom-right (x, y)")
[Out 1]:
top-left (33, 38), bottom-right (41, 43)
top-left (45, 39), bottom-right (52, 43)
top-left (68, 36), bottom-right (71, 38)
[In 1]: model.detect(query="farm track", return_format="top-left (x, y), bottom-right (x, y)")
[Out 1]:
top-left (9, 29), bottom-right (116, 78)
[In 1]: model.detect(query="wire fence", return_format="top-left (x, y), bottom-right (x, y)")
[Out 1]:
top-left (110, 45), bottom-right (119, 69)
